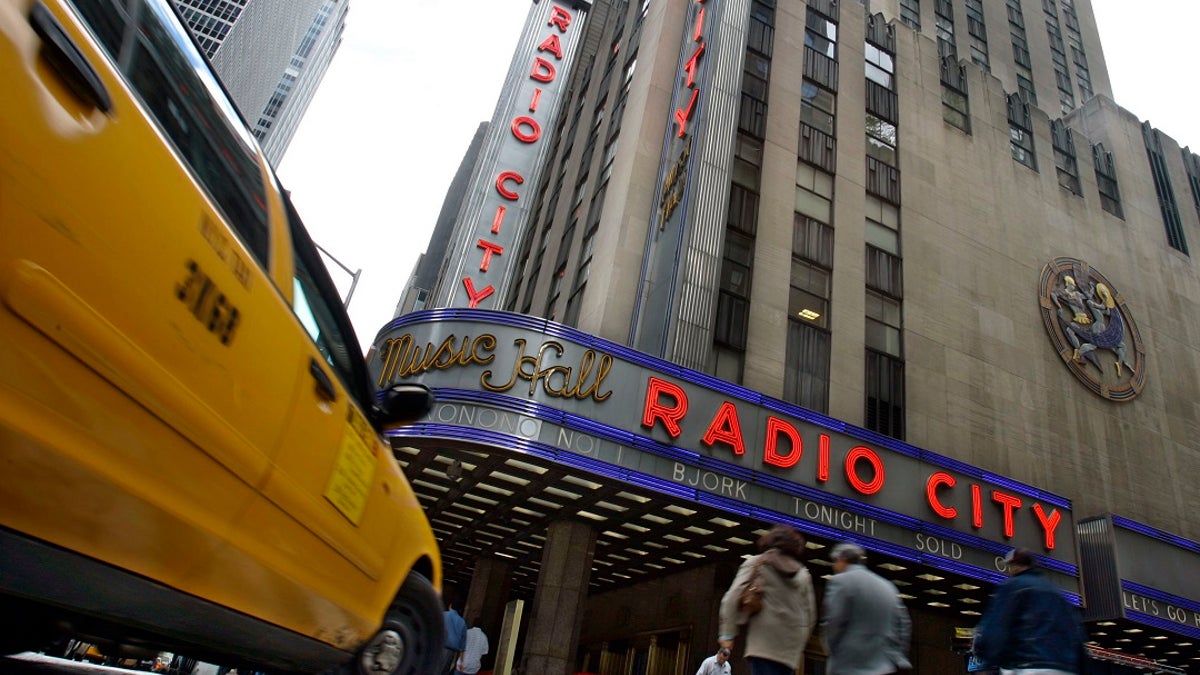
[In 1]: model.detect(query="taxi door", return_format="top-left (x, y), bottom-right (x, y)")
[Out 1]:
top-left (221, 198), bottom-right (413, 645)
top-left (0, 0), bottom-right (302, 584)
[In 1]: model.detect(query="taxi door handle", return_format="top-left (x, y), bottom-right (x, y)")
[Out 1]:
top-left (309, 358), bottom-right (337, 403)
top-left (29, 1), bottom-right (113, 113)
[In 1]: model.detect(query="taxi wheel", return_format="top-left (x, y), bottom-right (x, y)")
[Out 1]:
top-left (346, 572), bottom-right (444, 675)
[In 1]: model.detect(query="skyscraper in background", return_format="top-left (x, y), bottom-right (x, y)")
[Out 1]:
top-left (172, 0), bottom-right (346, 165)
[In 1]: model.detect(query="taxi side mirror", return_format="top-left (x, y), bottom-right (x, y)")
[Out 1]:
top-left (374, 383), bottom-right (434, 427)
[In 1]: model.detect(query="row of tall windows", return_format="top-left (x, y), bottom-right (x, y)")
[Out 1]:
top-left (713, 0), bottom-right (777, 382)
top-left (1143, 123), bottom-right (1189, 255)
top-left (1059, 0), bottom-right (1093, 100)
top-left (963, 0), bottom-right (989, 70)
top-left (862, 15), bottom-right (904, 440)
top-left (786, 0), bottom-right (840, 413)
top-left (1006, 0), bottom-right (1036, 105)
top-left (934, 0), bottom-right (955, 60)
top-left (1043, 1), bottom-right (1074, 115)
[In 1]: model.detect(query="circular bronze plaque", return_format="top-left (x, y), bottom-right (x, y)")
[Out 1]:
top-left (1038, 257), bottom-right (1145, 401)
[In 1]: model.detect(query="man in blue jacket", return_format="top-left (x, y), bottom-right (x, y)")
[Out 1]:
top-left (974, 548), bottom-right (1088, 674)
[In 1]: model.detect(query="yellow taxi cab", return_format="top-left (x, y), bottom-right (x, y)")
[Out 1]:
top-left (0, 1), bottom-right (443, 673)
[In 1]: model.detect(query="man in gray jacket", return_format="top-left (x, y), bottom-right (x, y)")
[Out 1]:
top-left (821, 542), bottom-right (912, 675)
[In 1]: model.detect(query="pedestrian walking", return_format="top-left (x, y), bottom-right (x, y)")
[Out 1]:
top-left (456, 618), bottom-right (489, 675)
top-left (440, 588), bottom-right (467, 675)
top-left (973, 548), bottom-right (1088, 674)
top-left (821, 542), bottom-right (912, 675)
top-left (717, 524), bottom-right (817, 675)
top-left (695, 647), bottom-right (732, 675)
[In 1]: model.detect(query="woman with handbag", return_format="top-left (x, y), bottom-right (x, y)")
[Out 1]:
top-left (717, 524), bottom-right (817, 675)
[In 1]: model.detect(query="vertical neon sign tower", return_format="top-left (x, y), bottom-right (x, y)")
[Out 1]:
top-left (631, 0), bottom-right (751, 368)
top-left (433, 0), bottom-right (592, 310)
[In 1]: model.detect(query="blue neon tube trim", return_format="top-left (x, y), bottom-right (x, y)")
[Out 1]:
top-left (1112, 515), bottom-right (1200, 554)
top-left (1124, 610), bottom-right (1200, 640)
top-left (1121, 581), bottom-right (1200, 615)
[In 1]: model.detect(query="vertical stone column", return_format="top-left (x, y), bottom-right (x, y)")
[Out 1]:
top-left (523, 519), bottom-right (597, 675)
top-left (465, 556), bottom-right (513, 638)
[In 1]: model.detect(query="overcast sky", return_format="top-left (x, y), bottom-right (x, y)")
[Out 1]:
top-left (277, 0), bottom-right (1200, 353)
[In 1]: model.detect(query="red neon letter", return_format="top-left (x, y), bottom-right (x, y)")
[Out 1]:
top-left (476, 239), bottom-right (504, 271)
top-left (971, 484), bottom-right (983, 528)
top-left (530, 56), bottom-right (556, 82)
top-left (529, 88), bottom-right (542, 112)
top-left (461, 277), bottom-right (494, 308)
top-left (642, 377), bottom-right (687, 438)
top-left (845, 446), bottom-right (885, 495)
top-left (693, 6), bottom-right (706, 41)
top-left (511, 116), bottom-right (541, 143)
top-left (496, 171), bottom-right (524, 200)
top-left (683, 43), bottom-right (705, 88)
top-left (992, 491), bottom-right (1023, 539)
top-left (763, 417), bottom-right (801, 468)
top-left (817, 433), bottom-right (830, 482)
top-left (702, 402), bottom-right (746, 456)
top-left (537, 34), bottom-right (564, 59)
top-left (548, 6), bottom-right (571, 32)
top-left (1033, 503), bottom-right (1061, 551)
top-left (491, 205), bottom-right (506, 234)
top-left (674, 89), bottom-right (699, 138)
top-left (926, 472), bottom-right (957, 519)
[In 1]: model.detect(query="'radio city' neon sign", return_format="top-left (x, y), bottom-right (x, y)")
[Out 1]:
top-left (460, 5), bottom-right (578, 308)
top-left (674, 0), bottom-right (708, 138)
top-left (641, 376), bottom-right (1065, 551)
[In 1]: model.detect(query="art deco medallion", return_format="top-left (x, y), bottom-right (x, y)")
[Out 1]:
top-left (1038, 257), bottom-right (1145, 401)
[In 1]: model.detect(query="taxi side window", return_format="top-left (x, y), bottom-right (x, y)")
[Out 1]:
top-left (66, 0), bottom-right (271, 269)
top-left (292, 247), bottom-right (356, 393)
top-left (65, 0), bottom-right (126, 55)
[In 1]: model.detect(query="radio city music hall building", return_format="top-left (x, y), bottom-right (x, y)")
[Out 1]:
top-left (383, 0), bottom-right (1200, 673)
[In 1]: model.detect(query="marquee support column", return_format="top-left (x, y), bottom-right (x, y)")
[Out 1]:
top-left (523, 519), bottom-right (597, 675)
top-left (465, 556), bottom-right (514, 642)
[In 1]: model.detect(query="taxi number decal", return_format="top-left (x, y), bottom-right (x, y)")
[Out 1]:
top-left (176, 260), bottom-right (240, 345)
top-left (324, 409), bottom-right (378, 525)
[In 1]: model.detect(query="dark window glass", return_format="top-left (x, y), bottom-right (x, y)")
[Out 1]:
top-left (68, 0), bottom-right (129, 55)
top-left (865, 351), bottom-right (905, 439)
top-left (126, 0), bottom-right (270, 267)
top-left (784, 320), bottom-right (830, 413)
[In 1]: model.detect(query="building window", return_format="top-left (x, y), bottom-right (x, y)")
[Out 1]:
top-left (733, 133), bottom-right (764, 193)
top-left (715, 234), bottom-right (753, 349)
top-left (805, 10), bottom-right (838, 60)
top-left (1183, 149), bottom-right (1200, 227)
top-left (866, 113), bottom-right (897, 166)
top-left (791, 260), bottom-right (830, 329)
top-left (785, 214), bottom-right (832, 413)
top-left (935, 3), bottom-right (956, 60)
top-left (865, 350), bottom-right (905, 439)
top-left (866, 290), bottom-right (901, 355)
top-left (1092, 144), bottom-right (1123, 218)
top-left (1008, 95), bottom-right (1036, 170)
top-left (785, 321), bottom-right (831, 413)
top-left (1142, 123), bottom-right (1188, 255)
top-left (899, 0), bottom-right (920, 29)
top-left (1016, 71), bottom-right (1037, 105)
top-left (728, 184), bottom-right (760, 235)
top-left (865, 42), bottom-right (894, 89)
top-left (801, 79), bottom-right (837, 137)
top-left (942, 77), bottom-right (970, 132)
top-left (1051, 121), bottom-right (1080, 195)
